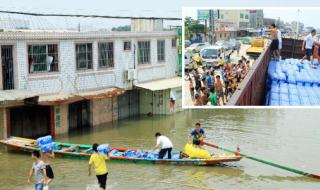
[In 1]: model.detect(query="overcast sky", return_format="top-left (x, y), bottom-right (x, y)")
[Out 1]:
top-left (0, 0), bottom-right (320, 30)
top-left (184, 8), bottom-right (320, 29)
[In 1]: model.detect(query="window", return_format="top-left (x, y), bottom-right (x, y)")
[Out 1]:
top-left (157, 40), bottom-right (165, 62)
top-left (98, 42), bottom-right (114, 68)
top-left (138, 41), bottom-right (150, 64)
top-left (240, 13), bottom-right (244, 19)
top-left (76, 43), bottom-right (92, 70)
top-left (172, 38), bottom-right (177, 48)
top-left (245, 14), bottom-right (249, 19)
top-left (220, 14), bottom-right (224, 19)
top-left (124, 41), bottom-right (131, 50)
top-left (28, 44), bottom-right (58, 73)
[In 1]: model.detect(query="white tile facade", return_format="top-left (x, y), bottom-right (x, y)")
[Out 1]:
top-left (0, 31), bottom-right (178, 95)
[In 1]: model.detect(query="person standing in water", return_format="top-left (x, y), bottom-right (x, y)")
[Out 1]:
top-left (28, 150), bottom-right (46, 190)
top-left (88, 143), bottom-right (109, 190)
top-left (41, 150), bottom-right (55, 190)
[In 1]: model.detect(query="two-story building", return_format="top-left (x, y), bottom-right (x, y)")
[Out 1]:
top-left (0, 20), bottom-right (181, 138)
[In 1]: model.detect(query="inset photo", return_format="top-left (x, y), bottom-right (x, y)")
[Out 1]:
top-left (183, 8), bottom-right (320, 107)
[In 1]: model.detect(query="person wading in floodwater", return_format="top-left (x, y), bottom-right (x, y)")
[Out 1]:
top-left (88, 143), bottom-right (109, 190)
top-left (28, 150), bottom-right (47, 190)
top-left (188, 122), bottom-right (206, 148)
top-left (41, 150), bottom-right (55, 190)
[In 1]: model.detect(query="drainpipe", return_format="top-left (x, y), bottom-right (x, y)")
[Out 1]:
top-left (132, 43), bottom-right (137, 86)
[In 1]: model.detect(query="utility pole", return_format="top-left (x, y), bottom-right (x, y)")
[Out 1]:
top-left (209, 9), bottom-right (215, 45)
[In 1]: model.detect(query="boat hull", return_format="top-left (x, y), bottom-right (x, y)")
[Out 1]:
top-left (0, 137), bottom-right (242, 166)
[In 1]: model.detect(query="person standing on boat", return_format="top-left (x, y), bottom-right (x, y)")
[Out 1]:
top-left (41, 150), bottom-right (55, 190)
top-left (153, 132), bottom-right (173, 159)
top-left (189, 123), bottom-right (206, 148)
top-left (28, 150), bottom-right (47, 190)
top-left (88, 143), bottom-right (109, 190)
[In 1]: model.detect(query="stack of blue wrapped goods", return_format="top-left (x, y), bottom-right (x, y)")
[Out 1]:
top-left (37, 135), bottom-right (56, 152)
top-left (266, 59), bottom-right (320, 106)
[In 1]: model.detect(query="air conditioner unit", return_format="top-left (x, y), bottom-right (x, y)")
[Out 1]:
top-left (128, 69), bottom-right (137, 81)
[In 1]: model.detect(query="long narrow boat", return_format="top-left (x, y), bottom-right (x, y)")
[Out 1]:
top-left (0, 137), bottom-right (242, 166)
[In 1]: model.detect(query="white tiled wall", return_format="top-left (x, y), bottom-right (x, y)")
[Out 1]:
top-left (11, 34), bottom-right (177, 95)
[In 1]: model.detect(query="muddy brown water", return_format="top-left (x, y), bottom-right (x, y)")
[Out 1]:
top-left (0, 109), bottom-right (320, 190)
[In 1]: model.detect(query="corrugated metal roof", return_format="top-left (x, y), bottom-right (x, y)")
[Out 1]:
top-left (135, 77), bottom-right (181, 91)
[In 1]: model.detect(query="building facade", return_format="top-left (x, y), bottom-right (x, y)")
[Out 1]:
top-left (0, 29), bottom-right (181, 139)
top-left (249, 10), bottom-right (264, 29)
top-left (218, 10), bottom-right (250, 30)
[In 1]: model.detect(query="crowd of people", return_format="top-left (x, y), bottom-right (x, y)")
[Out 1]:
top-left (188, 55), bottom-right (252, 106)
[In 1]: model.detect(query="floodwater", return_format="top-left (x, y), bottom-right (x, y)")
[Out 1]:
top-left (1, 109), bottom-right (320, 190)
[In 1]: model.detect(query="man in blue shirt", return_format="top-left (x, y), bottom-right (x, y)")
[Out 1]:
top-left (188, 122), bottom-right (206, 148)
top-left (206, 71), bottom-right (212, 89)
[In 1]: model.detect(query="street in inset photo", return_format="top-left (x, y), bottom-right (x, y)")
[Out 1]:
top-left (183, 8), bottom-right (320, 107)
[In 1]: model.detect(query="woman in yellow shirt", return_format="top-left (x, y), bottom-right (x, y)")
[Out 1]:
top-left (88, 143), bottom-right (109, 190)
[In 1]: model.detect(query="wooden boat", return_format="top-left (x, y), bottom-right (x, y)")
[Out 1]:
top-left (0, 136), bottom-right (242, 166)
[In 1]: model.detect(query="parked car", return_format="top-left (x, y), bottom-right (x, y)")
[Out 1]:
top-left (185, 42), bottom-right (211, 53)
top-left (199, 46), bottom-right (222, 66)
top-left (215, 40), bottom-right (225, 47)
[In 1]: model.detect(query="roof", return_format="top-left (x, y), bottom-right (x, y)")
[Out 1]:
top-left (135, 77), bottom-right (181, 91)
top-left (0, 87), bottom-right (125, 107)
top-left (0, 90), bottom-right (37, 106)
top-left (39, 87), bottom-right (125, 105)
top-left (0, 30), bottom-right (177, 41)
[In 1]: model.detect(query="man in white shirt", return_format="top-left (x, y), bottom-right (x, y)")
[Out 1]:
top-left (153, 132), bottom-right (173, 159)
top-left (301, 29), bottom-right (317, 66)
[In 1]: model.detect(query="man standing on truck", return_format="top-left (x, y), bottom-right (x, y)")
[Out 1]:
top-left (277, 27), bottom-right (282, 59)
top-left (266, 24), bottom-right (280, 60)
top-left (301, 29), bottom-right (320, 68)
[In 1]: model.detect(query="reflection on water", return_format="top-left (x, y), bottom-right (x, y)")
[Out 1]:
top-left (1, 109), bottom-right (320, 190)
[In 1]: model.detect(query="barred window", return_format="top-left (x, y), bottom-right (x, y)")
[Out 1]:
top-left (138, 41), bottom-right (150, 64)
top-left (157, 40), bottom-right (165, 62)
top-left (76, 43), bottom-right (92, 70)
top-left (171, 38), bottom-right (177, 48)
top-left (98, 42), bottom-right (114, 68)
top-left (28, 44), bottom-right (58, 73)
top-left (124, 41), bottom-right (131, 50)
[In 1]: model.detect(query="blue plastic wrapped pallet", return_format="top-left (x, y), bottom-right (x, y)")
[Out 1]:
top-left (97, 144), bottom-right (110, 154)
top-left (40, 142), bottom-right (56, 153)
top-left (266, 59), bottom-right (320, 106)
top-left (37, 135), bottom-right (53, 146)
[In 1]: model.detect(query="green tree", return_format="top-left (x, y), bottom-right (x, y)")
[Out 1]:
top-left (184, 17), bottom-right (206, 40)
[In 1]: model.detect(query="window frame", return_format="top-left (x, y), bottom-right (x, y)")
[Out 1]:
top-left (137, 40), bottom-right (151, 65)
top-left (98, 42), bottom-right (114, 69)
top-left (123, 41), bottom-right (131, 51)
top-left (27, 44), bottom-right (59, 74)
top-left (157, 40), bottom-right (165, 62)
top-left (75, 43), bottom-right (93, 70)
top-left (171, 38), bottom-right (177, 48)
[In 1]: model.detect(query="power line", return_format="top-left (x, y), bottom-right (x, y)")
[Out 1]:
top-left (0, 10), bottom-right (181, 20)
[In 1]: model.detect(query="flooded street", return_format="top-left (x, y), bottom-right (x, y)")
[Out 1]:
top-left (1, 109), bottom-right (320, 190)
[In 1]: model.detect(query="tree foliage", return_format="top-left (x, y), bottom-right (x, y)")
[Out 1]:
top-left (184, 17), bottom-right (206, 40)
